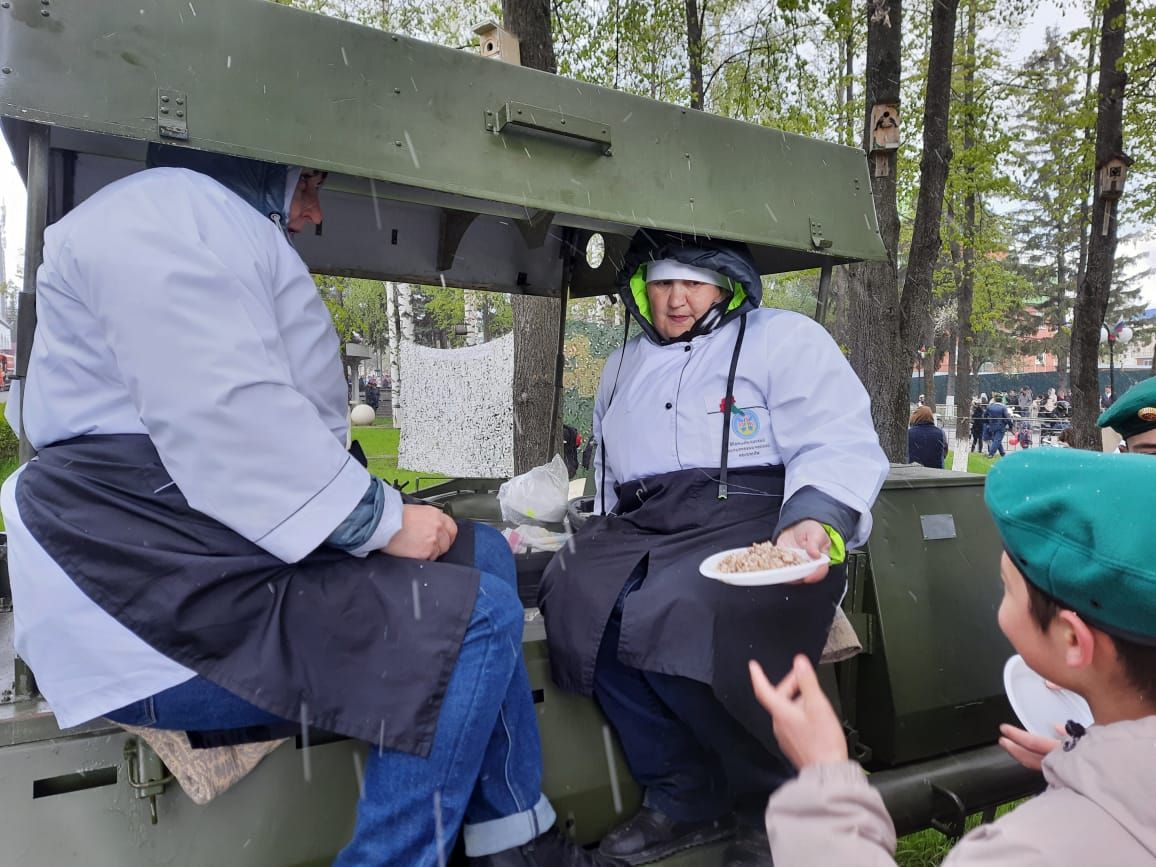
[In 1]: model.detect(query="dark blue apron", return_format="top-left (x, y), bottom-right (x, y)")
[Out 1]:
top-left (539, 466), bottom-right (844, 748)
top-left (17, 434), bottom-right (479, 757)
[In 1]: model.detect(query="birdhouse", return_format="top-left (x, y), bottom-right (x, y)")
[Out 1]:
top-left (870, 104), bottom-right (901, 152)
top-left (473, 21), bottom-right (521, 66)
top-left (1098, 154), bottom-right (1132, 201)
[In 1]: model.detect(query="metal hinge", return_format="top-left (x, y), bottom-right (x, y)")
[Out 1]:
top-left (158, 88), bottom-right (188, 140)
top-left (124, 737), bottom-right (174, 824)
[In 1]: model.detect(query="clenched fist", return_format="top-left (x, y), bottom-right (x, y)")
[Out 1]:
top-left (383, 505), bottom-right (458, 561)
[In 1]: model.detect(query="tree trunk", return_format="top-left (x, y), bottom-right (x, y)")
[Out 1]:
top-left (464, 290), bottom-right (483, 346)
top-left (385, 282), bottom-right (402, 423)
top-left (954, 0), bottom-right (977, 443)
top-left (845, 28), bottom-right (855, 148)
top-left (1070, 0), bottom-right (1127, 450)
top-left (501, 0), bottom-right (555, 73)
top-left (898, 0), bottom-right (959, 433)
top-left (503, 0), bottom-right (563, 473)
top-left (686, 0), bottom-right (705, 110)
top-left (1076, 8), bottom-right (1101, 291)
top-left (848, 0), bottom-right (904, 460)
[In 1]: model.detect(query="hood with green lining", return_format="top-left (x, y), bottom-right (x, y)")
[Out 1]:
top-left (616, 230), bottom-right (762, 345)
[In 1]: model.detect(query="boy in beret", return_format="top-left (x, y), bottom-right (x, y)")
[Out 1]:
top-left (1098, 376), bottom-right (1156, 455)
top-left (748, 448), bottom-right (1156, 866)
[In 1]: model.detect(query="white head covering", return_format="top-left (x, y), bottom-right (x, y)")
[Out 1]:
top-left (646, 259), bottom-right (730, 289)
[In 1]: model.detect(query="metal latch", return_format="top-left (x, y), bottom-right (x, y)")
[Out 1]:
top-left (124, 737), bottom-right (174, 824)
top-left (158, 88), bottom-right (188, 140)
top-left (809, 217), bottom-right (833, 250)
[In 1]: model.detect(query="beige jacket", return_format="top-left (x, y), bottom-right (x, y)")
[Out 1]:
top-left (766, 717), bottom-right (1156, 867)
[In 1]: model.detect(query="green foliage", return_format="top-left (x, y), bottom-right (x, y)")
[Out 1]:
top-left (0, 414), bottom-right (17, 462)
top-left (1125, 2), bottom-right (1156, 224)
top-left (316, 276), bottom-right (389, 355)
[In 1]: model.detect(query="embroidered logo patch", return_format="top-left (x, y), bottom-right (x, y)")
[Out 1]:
top-left (732, 410), bottom-right (760, 439)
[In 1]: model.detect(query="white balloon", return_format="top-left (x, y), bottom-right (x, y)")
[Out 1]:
top-left (1119, 325), bottom-right (1134, 343)
top-left (1100, 326), bottom-right (1110, 344)
top-left (350, 404), bottom-right (376, 426)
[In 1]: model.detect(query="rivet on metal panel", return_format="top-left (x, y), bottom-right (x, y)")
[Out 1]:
top-left (40, 8), bottom-right (49, 15)
top-left (394, 140), bottom-right (402, 147)
top-left (0, 68), bottom-right (10, 75)
top-left (809, 216), bottom-right (833, 250)
top-left (0, 3), bottom-right (10, 8)
top-left (157, 88), bottom-right (189, 140)
top-left (393, 88), bottom-right (401, 94)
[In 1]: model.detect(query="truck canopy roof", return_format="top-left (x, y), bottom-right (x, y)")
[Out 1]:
top-left (0, 0), bottom-right (886, 296)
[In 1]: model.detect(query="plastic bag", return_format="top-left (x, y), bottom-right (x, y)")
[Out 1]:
top-left (503, 524), bottom-right (572, 554)
top-left (498, 455), bottom-right (570, 525)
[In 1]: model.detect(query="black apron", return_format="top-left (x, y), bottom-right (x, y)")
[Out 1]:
top-left (17, 435), bottom-right (479, 757)
top-left (539, 466), bottom-right (844, 747)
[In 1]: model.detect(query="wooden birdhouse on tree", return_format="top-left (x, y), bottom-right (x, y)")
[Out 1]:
top-left (868, 104), bottom-right (900, 177)
top-left (1097, 153), bottom-right (1132, 201)
top-left (870, 104), bottom-right (901, 152)
top-left (473, 21), bottom-right (521, 66)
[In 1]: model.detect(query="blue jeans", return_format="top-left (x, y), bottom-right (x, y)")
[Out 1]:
top-left (988, 431), bottom-right (1005, 457)
top-left (107, 524), bottom-right (553, 864)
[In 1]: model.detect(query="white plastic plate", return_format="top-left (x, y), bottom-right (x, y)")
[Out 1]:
top-left (699, 548), bottom-right (829, 587)
top-left (1003, 654), bottom-right (1093, 737)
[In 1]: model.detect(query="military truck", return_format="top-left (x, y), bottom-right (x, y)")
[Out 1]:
top-left (0, 1), bottom-right (1041, 863)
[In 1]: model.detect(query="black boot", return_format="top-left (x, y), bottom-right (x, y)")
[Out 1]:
top-left (597, 806), bottom-right (734, 865)
top-left (722, 821), bottom-right (773, 867)
top-left (469, 826), bottom-right (622, 866)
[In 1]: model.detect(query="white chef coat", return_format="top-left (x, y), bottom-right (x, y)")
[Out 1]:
top-left (593, 308), bottom-right (888, 548)
top-left (2, 167), bottom-right (400, 727)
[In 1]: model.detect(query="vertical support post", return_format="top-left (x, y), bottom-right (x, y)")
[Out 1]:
top-left (15, 124), bottom-right (50, 466)
top-left (549, 230), bottom-right (575, 452)
top-left (814, 261), bottom-right (833, 325)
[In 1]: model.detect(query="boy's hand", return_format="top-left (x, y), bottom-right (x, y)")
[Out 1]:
top-left (750, 655), bottom-right (848, 770)
top-left (384, 505), bottom-right (457, 560)
top-left (998, 723), bottom-right (1060, 772)
top-left (773, 520), bottom-right (830, 584)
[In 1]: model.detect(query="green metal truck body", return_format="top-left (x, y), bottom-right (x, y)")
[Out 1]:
top-left (0, 1), bottom-right (1040, 863)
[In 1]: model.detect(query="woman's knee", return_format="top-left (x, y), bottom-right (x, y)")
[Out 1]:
top-left (472, 522), bottom-right (516, 587)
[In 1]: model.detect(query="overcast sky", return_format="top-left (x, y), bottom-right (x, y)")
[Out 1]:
top-left (2, 1), bottom-right (1153, 307)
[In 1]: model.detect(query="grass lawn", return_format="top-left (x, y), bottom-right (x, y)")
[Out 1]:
top-left (945, 450), bottom-right (1001, 475)
top-left (350, 419), bottom-right (447, 493)
top-left (896, 801), bottom-right (1024, 866)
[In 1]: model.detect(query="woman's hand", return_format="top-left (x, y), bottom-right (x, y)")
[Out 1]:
top-left (383, 505), bottom-right (458, 561)
top-left (750, 655), bottom-right (848, 770)
top-left (998, 723), bottom-right (1060, 772)
top-left (773, 519), bottom-right (830, 583)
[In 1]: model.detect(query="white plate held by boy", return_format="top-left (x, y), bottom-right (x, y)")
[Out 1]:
top-left (699, 547), bottom-right (829, 587)
top-left (1003, 654), bottom-right (1094, 738)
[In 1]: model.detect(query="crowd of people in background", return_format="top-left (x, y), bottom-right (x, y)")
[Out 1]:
top-left (907, 383), bottom-right (1115, 468)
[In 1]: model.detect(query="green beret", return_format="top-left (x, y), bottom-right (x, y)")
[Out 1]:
top-left (985, 449), bottom-right (1156, 643)
top-left (1098, 377), bottom-right (1156, 439)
